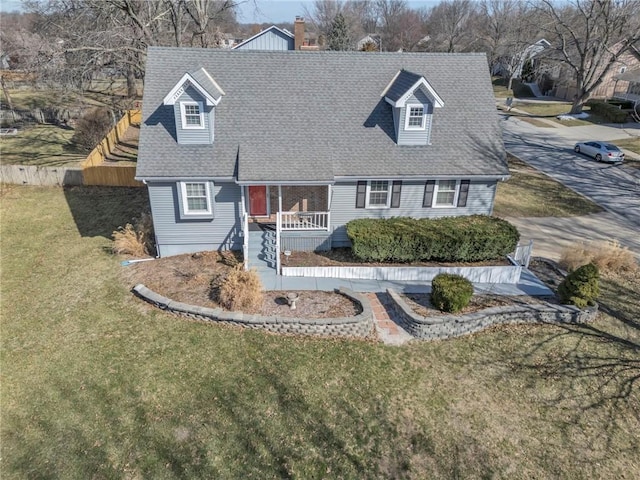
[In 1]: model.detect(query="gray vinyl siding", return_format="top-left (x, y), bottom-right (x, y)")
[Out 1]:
top-left (173, 86), bottom-right (214, 145)
top-left (234, 30), bottom-right (294, 50)
top-left (330, 179), bottom-right (497, 246)
top-left (397, 90), bottom-right (433, 146)
top-left (148, 181), bottom-right (242, 257)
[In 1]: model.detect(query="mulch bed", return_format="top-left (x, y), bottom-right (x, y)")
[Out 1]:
top-left (121, 251), bottom-right (360, 318)
top-left (121, 250), bottom-right (563, 320)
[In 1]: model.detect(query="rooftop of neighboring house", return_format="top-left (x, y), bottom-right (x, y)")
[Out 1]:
top-left (136, 48), bottom-right (507, 182)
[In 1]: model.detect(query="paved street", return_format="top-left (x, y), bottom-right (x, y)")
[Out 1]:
top-left (501, 114), bottom-right (640, 228)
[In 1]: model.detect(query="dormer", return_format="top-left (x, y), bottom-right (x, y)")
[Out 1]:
top-left (383, 70), bottom-right (444, 146)
top-left (162, 67), bottom-right (224, 145)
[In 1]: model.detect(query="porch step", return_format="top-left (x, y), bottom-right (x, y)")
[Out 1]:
top-left (247, 229), bottom-right (276, 270)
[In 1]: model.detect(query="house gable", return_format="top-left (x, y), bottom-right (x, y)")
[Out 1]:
top-left (162, 68), bottom-right (223, 145)
top-left (232, 26), bottom-right (295, 50)
top-left (383, 70), bottom-right (443, 146)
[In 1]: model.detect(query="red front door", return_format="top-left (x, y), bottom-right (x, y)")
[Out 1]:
top-left (248, 186), bottom-right (267, 216)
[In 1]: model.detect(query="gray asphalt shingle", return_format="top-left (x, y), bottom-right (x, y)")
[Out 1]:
top-left (137, 48), bottom-right (508, 181)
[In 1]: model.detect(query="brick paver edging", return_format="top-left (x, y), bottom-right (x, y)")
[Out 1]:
top-left (132, 284), bottom-right (374, 337)
top-left (386, 289), bottom-right (598, 341)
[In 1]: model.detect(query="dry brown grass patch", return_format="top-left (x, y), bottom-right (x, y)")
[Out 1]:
top-left (112, 212), bottom-right (155, 257)
top-left (559, 240), bottom-right (638, 273)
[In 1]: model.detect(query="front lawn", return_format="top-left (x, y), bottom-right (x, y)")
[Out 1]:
top-left (493, 154), bottom-right (604, 217)
top-left (510, 101), bottom-right (607, 126)
top-left (0, 124), bottom-right (86, 166)
top-left (1, 186), bottom-right (638, 479)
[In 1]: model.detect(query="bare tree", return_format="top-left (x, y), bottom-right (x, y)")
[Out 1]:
top-left (533, 0), bottom-right (640, 113)
top-left (425, 0), bottom-right (477, 53)
top-left (376, 0), bottom-right (409, 51)
top-left (479, 0), bottom-right (538, 90)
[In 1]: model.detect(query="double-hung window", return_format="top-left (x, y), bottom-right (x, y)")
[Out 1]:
top-left (180, 181), bottom-right (212, 216)
top-left (405, 105), bottom-right (426, 130)
top-left (180, 101), bottom-right (204, 129)
top-left (434, 180), bottom-right (457, 207)
top-left (424, 179), bottom-right (469, 208)
top-left (367, 180), bottom-right (391, 208)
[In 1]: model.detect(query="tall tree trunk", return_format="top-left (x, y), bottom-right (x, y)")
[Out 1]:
top-left (126, 66), bottom-right (137, 98)
top-left (1, 75), bottom-right (13, 111)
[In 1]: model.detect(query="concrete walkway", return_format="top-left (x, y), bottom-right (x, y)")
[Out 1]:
top-left (505, 213), bottom-right (640, 262)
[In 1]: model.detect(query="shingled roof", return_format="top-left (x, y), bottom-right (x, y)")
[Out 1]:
top-left (137, 48), bottom-right (508, 182)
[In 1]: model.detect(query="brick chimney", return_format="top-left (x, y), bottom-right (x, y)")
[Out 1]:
top-left (294, 16), bottom-right (305, 50)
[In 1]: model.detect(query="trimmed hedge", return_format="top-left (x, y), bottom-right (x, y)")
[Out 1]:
top-left (431, 273), bottom-right (474, 313)
top-left (558, 263), bottom-right (599, 308)
top-left (586, 101), bottom-right (628, 123)
top-left (346, 215), bottom-right (520, 263)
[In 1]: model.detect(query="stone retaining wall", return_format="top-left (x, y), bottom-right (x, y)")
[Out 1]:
top-left (387, 289), bottom-right (598, 341)
top-left (133, 284), bottom-right (374, 338)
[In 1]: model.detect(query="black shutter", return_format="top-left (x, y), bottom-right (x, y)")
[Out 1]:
top-left (423, 180), bottom-right (436, 207)
top-left (356, 181), bottom-right (367, 208)
top-left (457, 180), bottom-right (470, 207)
top-left (391, 181), bottom-right (402, 208)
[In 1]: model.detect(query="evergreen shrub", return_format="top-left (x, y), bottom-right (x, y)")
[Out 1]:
top-left (346, 215), bottom-right (519, 263)
top-left (430, 274), bottom-right (474, 313)
top-left (558, 263), bottom-right (599, 308)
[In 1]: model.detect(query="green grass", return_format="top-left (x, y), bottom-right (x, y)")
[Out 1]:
top-left (493, 154), bottom-right (604, 217)
top-left (0, 124), bottom-right (86, 166)
top-left (2, 186), bottom-right (638, 479)
top-left (510, 102), bottom-right (608, 126)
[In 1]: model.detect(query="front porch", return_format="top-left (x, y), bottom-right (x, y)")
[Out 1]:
top-left (240, 184), bottom-right (333, 272)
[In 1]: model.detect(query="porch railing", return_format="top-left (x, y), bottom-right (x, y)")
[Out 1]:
top-left (242, 210), bottom-right (249, 271)
top-left (278, 211), bottom-right (330, 231)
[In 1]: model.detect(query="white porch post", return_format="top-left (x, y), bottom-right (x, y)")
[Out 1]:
top-left (327, 184), bottom-right (332, 232)
top-left (240, 186), bottom-right (249, 271)
top-left (276, 185), bottom-right (282, 273)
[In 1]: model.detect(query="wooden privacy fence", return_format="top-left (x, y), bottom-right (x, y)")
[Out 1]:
top-left (1, 110), bottom-right (145, 187)
top-left (0, 164), bottom-right (83, 186)
top-left (81, 109), bottom-right (143, 187)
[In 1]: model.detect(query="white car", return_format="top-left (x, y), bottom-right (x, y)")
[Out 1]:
top-left (574, 141), bottom-right (625, 163)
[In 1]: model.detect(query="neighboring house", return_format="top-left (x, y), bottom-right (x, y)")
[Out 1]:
top-left (539, 42), bottom-right (640, 101)
top-left (357, 34), bottom-right (381, 51)
top-left (136, 48), bottom-right (508, 269)
top-left (492, 39), bottom-right (550, 80)
top-left (612, 68), bottom-right (640, 102)
top-left (233, 17), bottom-right (318, 51)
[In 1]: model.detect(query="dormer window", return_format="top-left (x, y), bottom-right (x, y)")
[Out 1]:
top-left (180, 101), bottom-right (204, 129)
top-left (406, 105), bottom-right (426, 130)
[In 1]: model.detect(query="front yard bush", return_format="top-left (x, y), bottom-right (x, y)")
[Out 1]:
top-left (558, 263), bottom-right (599, 308)
top-left (586, 101), bottom-right (628, 123)
top-left (346, 215), bottom-right (519, 263)
top-left (430, 273), bottom-right (474, 313)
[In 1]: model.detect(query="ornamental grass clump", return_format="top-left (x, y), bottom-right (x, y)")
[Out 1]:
top-left (430, 273), bottom-right (474, 313)
top-left (216, 267), bottom-right (263, 313)
top-left (558, 263), bottom-right (599, 308)
top-left (559, 240), bottom-right (637, 273)
top-left (112, 212), bottom-right (155, 257)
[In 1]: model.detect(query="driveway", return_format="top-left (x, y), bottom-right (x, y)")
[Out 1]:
top-left (502, 114), bottom-right (640, 228)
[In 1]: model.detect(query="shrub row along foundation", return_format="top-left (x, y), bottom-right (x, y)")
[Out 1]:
top-left (386, 289), bottom-right (598, 341)
top-left (133, 284), bottom-right (374, 338)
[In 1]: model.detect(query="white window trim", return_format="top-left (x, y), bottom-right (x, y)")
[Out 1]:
top-left (180, 101), bottom-right (205, 130)
top-left (432, 180), bottom-right (460, 208)
top-left (404, 104), bottom-right (427, 131)
top-left (365, 180), bottom-right (391, 209)
top-left (180, 181), bottom-right (212, 215)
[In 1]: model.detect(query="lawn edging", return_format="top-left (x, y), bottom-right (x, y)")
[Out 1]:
top-left (282, 264), bottom-right (522, 283)
top-left (132, 284), bottom-right (374, 338)
top-left (386, 288), bottom-right (598, 340)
